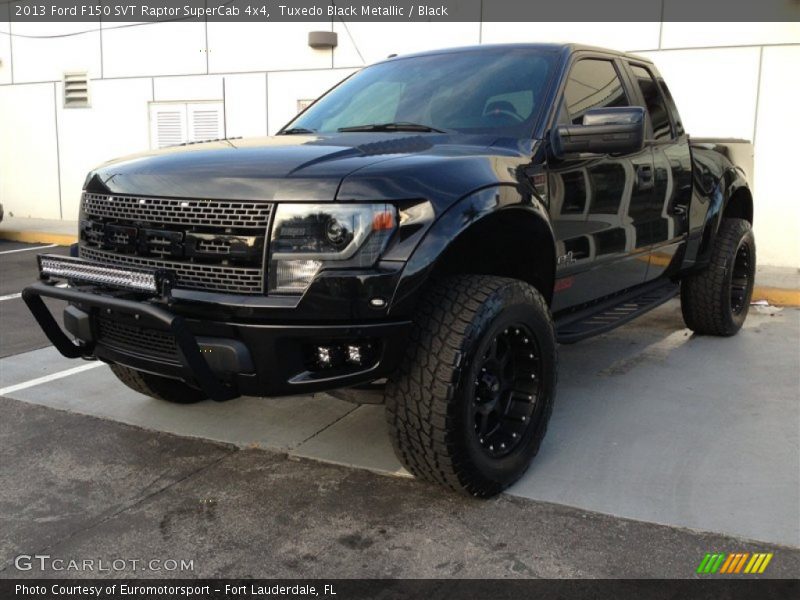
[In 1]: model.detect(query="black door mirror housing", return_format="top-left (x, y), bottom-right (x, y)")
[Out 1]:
top-left (551, 106), bottom-right (646, 159)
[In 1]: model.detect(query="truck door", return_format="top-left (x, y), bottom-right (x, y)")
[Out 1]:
top-left (549, 57), bottom-right (654, 312)
top-left (626, 63), bottom-right (691, 280)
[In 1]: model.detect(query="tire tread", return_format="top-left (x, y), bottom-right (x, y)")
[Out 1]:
top-left (681, 218), bottom-right (754, 336)
top-left (385, 275), bottom-right (556, 497)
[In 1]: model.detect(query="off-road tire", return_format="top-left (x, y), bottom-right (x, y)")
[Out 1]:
top-left (385, 275), bottom-right (557, 497)
top-left (110, 364), bottom-right (207, 403)
top-left (681, 218), bottom-right (756, 336)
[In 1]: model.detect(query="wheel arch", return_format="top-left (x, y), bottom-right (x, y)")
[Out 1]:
top-left (389, 186), bottom-right (556, 316)
top-left (696, 172), bottom-right (753, 264)
top-left (723, 184), bottom-right (754, 224)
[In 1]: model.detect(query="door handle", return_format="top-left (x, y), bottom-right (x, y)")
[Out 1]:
top-left (636, 165), bottom-right (654, 189)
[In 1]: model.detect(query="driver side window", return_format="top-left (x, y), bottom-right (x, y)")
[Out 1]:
top-left (562, 59), bottom-right (630, 125)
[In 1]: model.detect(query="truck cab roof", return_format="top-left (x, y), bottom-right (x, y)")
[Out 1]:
top-left (378, 43), bottom-right (654, 66)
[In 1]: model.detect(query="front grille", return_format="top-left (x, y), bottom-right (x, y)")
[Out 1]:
top-left (82, 193), bottom-right (273, 228)
top-left (96, 317), bottom-right (180, 362)
top-left (79, 192), bottom-right (272, 295)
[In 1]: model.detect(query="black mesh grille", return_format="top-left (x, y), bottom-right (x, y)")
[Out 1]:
top-left (79, 192), bottom-right (271, 295)
top-left (82, 193), bottom-right (272, 228)
top-left (79, 246), bottom-right (264, 294)
top-left (96, 318), bottom-right (180, 362)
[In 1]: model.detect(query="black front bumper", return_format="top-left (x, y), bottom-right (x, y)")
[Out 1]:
top-left (23, 281), bottom-right (411, 401)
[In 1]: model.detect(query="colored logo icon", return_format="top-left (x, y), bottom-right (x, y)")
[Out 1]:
top-left (697, 552), bottom-right (773, 574)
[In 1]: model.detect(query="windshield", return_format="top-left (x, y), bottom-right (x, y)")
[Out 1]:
top-left (284, 48), bottom-right (558, 137)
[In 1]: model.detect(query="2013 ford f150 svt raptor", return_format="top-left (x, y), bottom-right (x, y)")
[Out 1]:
top-left (25, 44), bottom-right (756, 496)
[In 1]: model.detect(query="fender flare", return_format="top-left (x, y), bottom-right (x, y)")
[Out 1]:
top-left (697, 167), bottom-right (752, 263)
top-left (388, 185), bottom-right (556, 316)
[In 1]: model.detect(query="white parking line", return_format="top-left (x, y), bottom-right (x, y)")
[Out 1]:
top-left (0, 361), bottom-right (104, 396)
top-left (0, 281), bottom-right (67, 302)
top-left (0, 243), bottom-right (57, 255)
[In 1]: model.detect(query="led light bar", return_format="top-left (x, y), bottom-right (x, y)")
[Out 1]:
top-left (38, 254), bottom-right (164, 294)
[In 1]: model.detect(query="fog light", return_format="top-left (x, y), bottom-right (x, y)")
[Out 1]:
top-left (317, 346), bottom-right (333, 368)
top-left (346, 344), bottom-right (362, 365)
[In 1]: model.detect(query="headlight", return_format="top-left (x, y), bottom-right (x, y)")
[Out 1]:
top-left (268, 203), bottom-right (396, 294)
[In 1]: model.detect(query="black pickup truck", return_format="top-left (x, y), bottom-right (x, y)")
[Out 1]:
top-left (25, 44), bottom-right (755, 496)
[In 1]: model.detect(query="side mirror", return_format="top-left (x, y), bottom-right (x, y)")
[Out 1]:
top-left (551, 106), bottom-right (646, 159)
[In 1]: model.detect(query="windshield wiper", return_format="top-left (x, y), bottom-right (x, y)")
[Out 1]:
top-left (279, 127), bottom-right (316, 135)
top-left (338, 122), bottom-right (446, 133)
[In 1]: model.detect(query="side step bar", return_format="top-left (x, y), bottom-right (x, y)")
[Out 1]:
top-left (555, 280), bottom-right (679, 344)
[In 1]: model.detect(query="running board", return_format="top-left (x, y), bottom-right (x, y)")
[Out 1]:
top-left (555, 280), bottom-right (679, 344)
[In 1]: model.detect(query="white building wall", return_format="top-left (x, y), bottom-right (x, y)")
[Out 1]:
top-left (0, 20), bottom-right (798, 266)
top-left (0, 82), bottom-right (61, 218)
top-left (55, 77), bottom-right (153, 219)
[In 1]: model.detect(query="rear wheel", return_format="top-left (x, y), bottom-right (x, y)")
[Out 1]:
top-left (385, 275), bottom-right (557, 497)
top-left (681, 217), bottom-right (756, 336)
top-left (110, 364), bottom-right (207, 404)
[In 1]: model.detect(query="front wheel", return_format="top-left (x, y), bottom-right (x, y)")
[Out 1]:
top-left (385, 275), bottom-right (558, 497)
top-left (681, 218), bottom-right (756, 336)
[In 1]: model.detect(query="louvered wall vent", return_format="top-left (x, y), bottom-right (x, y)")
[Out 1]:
top-left (149, 102), bottom-right (224, 149)
top-left (64, 72), bottom-right (90, 108)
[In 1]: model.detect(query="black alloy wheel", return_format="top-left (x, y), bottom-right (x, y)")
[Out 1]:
top-left (471, 324), bottom-right (542, 459)
top-left (730, 241), bottom-right (752, 315)
top-left (385, 274), bottom-right (558, 497)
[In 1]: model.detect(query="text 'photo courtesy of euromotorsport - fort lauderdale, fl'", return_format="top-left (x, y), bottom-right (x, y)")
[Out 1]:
top-left (0, 0), bottom-right (799, 599)
top-left (15, 583), bottom-right (328, 597)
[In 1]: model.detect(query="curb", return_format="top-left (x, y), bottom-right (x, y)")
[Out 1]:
top-left (1, 228), bottom-right (798, 307)
top-left (0, 230), bottom-right (77, 246)
top-left (751, 286), bottom-right (800, 308)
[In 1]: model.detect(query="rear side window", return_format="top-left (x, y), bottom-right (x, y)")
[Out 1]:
top-left (630, 65), bottom-right (673, 140)
top-left (563, 59), bottom-right (629, 125)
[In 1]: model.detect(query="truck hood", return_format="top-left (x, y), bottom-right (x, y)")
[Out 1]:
top-left (85, 133), bottom-right (534, 204)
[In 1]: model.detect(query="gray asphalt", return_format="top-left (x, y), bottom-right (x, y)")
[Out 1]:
top-left (0, 241), bottom-right (69, 358)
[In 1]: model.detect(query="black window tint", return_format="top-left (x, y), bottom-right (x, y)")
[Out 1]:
top-left (657, 79), bottom-right (685, 136)
top-left (588, 163), bottom-right (625, 214)
top-left (287, 49), bottom-right (556, 136)
top-left (560, 170), bottom-right (587, 214)
top-left (563, 59), bottom-right (629, 125)
top-left (631, 65), bottom-right (673, 140)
